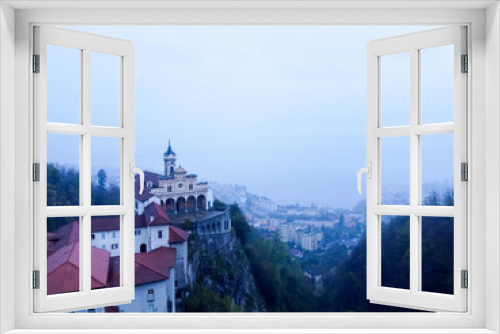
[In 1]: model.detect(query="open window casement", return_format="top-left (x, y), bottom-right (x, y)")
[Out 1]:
top-left (33, 26), bottom-right (140, 312)
top-left (363, 26), bottom-right (467, 312)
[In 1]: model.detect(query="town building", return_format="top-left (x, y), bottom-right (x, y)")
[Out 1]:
top-left (278, 223), bottom-right (323, 252)
top-left (46, 222), bottom-right (178, 313)
top-left (108, 247), bottom-right (177, 313)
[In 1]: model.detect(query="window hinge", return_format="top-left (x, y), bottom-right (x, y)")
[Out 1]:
top-left (33, 163), bottom-right (40, 182)
top-left (33, 270), bottom-right (40, 289)
top-left (461, 162), bottom-right (468, 181)
top-left (461, 270), bottom-right (468, 289)
top-left (461, 54), bottom-right (468, 73)
top-left (33, 54), bottom-right (40, 73)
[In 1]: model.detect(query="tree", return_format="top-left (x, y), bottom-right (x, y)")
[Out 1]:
top-left (97, 169), bottom-right (107, 189)
top-left (320, 190), bottom-right (455, 312)
top-left (230, 204), bottom-right (250, 245)
top-left (184, 218), bottom-right (193, 231)
top-left (47, 163), bottom-right (79, 207)
top-left (424, 191), bottom-right (439, 206)
top-left (213, 199), bottom-right (228, 211)
top-left (91, 169), bottom-right (119, 205)
top-left (185, 283), bottom-right (240, 312)
top-left (444, 189), bottom-right (454, 206)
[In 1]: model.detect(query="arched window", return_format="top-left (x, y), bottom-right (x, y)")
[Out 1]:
top-left (140, 244), bottom-right (147, 253)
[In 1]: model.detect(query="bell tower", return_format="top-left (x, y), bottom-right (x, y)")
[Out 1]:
top-left (163, 139), bottom-right (177, 177)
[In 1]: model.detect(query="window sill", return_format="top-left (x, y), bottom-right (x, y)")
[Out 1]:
top-left (4, 329), bottom-right (498, 334)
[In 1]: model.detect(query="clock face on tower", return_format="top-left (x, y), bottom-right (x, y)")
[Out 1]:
top-left (178, 183), bottom-right (183, 189)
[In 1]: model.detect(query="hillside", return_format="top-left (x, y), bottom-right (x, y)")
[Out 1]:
top-left (185, 231), bottom-right (266, 312)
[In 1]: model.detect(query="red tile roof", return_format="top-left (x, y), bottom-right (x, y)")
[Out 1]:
top-left (108, 247), bottom-right (176, 287)
top-left (91, 216), bottom-right (120, 232)
top-left (47, 242), bottom-right (110, 295)
top-left (169, 225), bottom-right (189, 244)
top-left (48, 221), bottom-right (80, 255)
top-left (135, 214), bottom-right (148, 229)
top-left (91, 246), bottom-right (110, 288)
top-left (107, 256), bottom-right (121, 288)
top-left (144, 202), bottom-right (171, 226)
top-left (135, 246), bottom-right (176, 282)
top-left (92, 203), bottom-right (171, 233)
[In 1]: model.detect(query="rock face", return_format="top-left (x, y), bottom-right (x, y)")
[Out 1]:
top-left (188, 231), bottom-right (265, 312)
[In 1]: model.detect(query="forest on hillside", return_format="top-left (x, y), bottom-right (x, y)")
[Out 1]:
top-left (228, 195), bottom-right (454, 312)
top-left (46, 163), bottom-right (119, 231)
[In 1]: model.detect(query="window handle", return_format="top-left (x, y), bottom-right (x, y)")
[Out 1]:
top-left (130, 162), bottom-right (145, 195)
top-left (357, 162), bottom-right (372, 195)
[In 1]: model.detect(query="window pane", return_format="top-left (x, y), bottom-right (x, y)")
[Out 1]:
top-left (381, 136), bottom-right (410, 205)
top-left (91, 136), bottom-right (121, 205)
top-left (381, 52), bottom-right (410, 127)
top-left (47, 44), bottom-right (80, 124)
top-left (381, 215), bottom-right (410, 290)
top-left (91, 216), bottom-right (120, 290)
top-left (47, 217), bottom-right (80, 295)
top-left (421, 45), bottom-right (454, 124)
top-left (91, 52), bottom-right (121, 127)
top-left (421, 216), bottom-right (454, 294)
top-left (421, 133), bottom-right (454, 206)
top-left (47, 133), bottom-right (80, 206)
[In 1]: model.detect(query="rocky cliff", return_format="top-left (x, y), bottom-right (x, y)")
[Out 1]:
top-left (186, 231), bottom-right (265, 312)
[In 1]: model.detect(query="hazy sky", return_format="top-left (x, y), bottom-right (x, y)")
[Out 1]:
top-left (47, 26), bottom-right (454, 208)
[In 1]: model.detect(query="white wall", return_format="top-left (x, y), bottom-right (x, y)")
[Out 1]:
top-left (150, 225), bottom-right (169, 250)
top-left (134, 228), bottom-right (149, 253)
top-left (486, 2), bottom-right (500, 332)
top-left (91, 225), bottom-right (173, 255)
top-left (0, 2), bottom-right (15, 333)
top-left (117, 272), bottom-right (175, 313)
top-left (91, 230), bottom-right (121, 257)
top-left (171, 241), bottom-right (188, 287)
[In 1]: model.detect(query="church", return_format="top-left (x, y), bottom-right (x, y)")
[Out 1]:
top-left (149, 140), bottom-right (213, 214)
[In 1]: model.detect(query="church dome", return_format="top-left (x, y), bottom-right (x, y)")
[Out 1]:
top-left (175, 166), bottom-right (187, 174)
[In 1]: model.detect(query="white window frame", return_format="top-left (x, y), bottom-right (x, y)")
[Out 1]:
top-left (0, 2), bottom-right (498, 334)
top-left (365, 26), bottom-right (467, 312)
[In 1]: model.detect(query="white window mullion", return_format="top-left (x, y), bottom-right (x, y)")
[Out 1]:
top-left (121, 46), bottom-right (135, 297)
top-left (82, 47), bottom-right (91, 295)
top-left (366, 43), bottom-right (380, 300)
top-left (409, 46), bottom-right (419, 295)
top-left (82, 214), bottom-right (91, 294)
